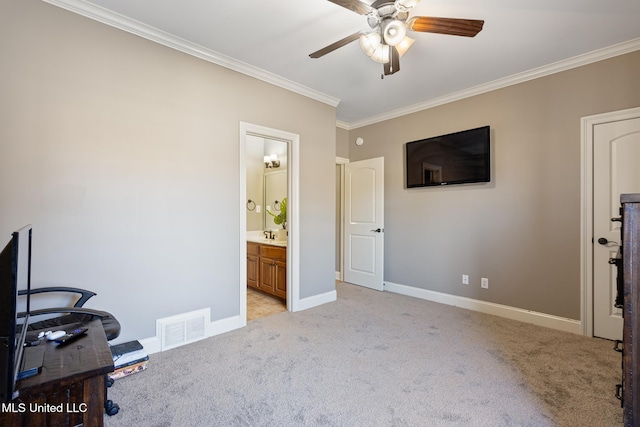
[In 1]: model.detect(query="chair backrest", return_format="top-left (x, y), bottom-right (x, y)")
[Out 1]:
top-left (19, 287), bottom-right (120, 341)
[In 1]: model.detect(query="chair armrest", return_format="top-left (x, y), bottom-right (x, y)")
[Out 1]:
top-left (18, 286), bottom-right (97, 307)
top-left (18, 306), bottom-right (110, 319)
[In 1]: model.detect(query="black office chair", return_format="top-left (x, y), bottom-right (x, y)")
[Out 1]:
top-left (18, 286), bottom-right (121, 416)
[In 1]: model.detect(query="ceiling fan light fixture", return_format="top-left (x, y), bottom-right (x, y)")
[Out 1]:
top-left (394, 0), bottom-right (421, 12)
top-left (383, 20), bottom-right (407, 46)
top-left (395, 36), bottom-right (415, 57)
top-left (370, 44), bottom-right (390, 64)
top-left (308, 0), bottom-right (483, 77)
top-left (359, 32), bottom-right (381, 57)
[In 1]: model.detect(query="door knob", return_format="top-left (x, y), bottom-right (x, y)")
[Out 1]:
top-left (370, 228), bottom-right (382, 233)
top-left (598, 237), bottom-right (619, 246)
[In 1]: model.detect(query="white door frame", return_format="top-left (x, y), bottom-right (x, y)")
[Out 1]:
top-left (335, 157), bottom-right (349, 281)
top-left (580, 106), bottom-right (640, 337)
top-left (239, 122), bottom-right (300, 325)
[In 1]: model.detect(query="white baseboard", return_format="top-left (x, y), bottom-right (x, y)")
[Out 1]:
top-left (206, 314), bottom-right (244, 338)
top-left (139, 314), bottom-right (244, 355)
top-left (295, 289), bottom-right (337, 312)
top-left (384, 281), bottom-right (582, 335)
top-left (139, 290), bottom-right (338, 354)
top-left (137, 288), bottom-right (338, 355)
top-left (138, 336), bottom-right (161, 355)
top-left (140, 282), bottom-right (572, 356)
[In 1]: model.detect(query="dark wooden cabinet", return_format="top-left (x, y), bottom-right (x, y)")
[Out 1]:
top-left (247, 242), bottom-right (259, 289)
top-left (247, 242), bottom-right (286, 300)
top-left (273, 259), bottom-right (287, 299)
top-left (620, 194), bottom-right (640, 426)
top-left (0, 320), bottom-right (114, 427)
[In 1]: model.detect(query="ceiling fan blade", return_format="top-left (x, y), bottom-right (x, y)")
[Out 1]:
top-left (309, 32), bottom-right (362, 59)
top-left (407, 17), bottom-right (484, 37)
top-left (383, 46), bottom-right (400, 76)
top-left (326, 0), bottom-right (374, 15)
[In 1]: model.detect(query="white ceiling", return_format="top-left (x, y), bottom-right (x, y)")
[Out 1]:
top-left (47, 0), bottom-right (640, 128)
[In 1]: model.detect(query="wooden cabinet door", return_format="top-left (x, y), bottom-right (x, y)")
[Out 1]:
top-left (247, 254), bottom-right (259, 289)
top-left (273, 260), bottom-right (287, 299)
top-left (247, 243), bottom-right (260, 289)
top-left (259, 257), bottom-right (276, 294)
top-left (248, 242), bottom-right (286, 299)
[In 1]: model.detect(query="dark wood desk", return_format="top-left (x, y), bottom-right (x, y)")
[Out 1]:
top-left (0, 320), bottom-right (114, 427)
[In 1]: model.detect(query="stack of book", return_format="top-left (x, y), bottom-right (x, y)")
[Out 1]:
top-left (109, 340), bottom-right (149, 380)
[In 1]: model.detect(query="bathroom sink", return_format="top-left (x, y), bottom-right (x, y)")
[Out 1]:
top-left (246, 234), bottom-right (287, 247)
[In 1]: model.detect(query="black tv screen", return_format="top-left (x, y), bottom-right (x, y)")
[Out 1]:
top-left (0, 225), bottom-right (32, 403)
top-left (405, 126), bottom-right (490, 188)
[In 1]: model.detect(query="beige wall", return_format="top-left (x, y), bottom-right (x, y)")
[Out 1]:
top-left (0, 0), bottom-right (337, 342)
top-left (336, 127), bottom-right (350, 159)
top-left (348, 51), bottom-right (640, 320)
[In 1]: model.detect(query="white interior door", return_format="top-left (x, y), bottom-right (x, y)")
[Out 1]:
top-left (344, 157), bottom-right (384, 291)
top-left (593, 116), bottom-right (640, 340)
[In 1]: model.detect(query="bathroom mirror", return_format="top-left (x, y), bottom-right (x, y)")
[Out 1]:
top-left (264, 170), bottom-right (287, 231)
top-left (245, 136), bottom-right (287, 232)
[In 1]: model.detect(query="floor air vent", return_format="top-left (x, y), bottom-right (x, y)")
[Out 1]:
top-left (157, 308), bottom-right (209, 351)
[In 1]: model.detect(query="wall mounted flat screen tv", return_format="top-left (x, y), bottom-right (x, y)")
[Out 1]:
top-left (405, 126), bottom-right (490, 188)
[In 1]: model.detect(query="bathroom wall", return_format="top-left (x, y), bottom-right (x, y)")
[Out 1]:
top-left (246, 135), bottom-right (265, 231)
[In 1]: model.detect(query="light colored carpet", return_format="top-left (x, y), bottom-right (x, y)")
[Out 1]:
top-left (105, 282), bottom-right (622, 426)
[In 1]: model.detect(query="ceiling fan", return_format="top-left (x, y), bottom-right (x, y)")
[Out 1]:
top-left (309, 0), bottom-right (484, 76)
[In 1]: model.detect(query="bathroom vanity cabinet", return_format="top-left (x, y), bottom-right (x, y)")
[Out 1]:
top-left (247, 242), bottom-right (286, 299)
top-left (247, 242), bottom-right (260, 289)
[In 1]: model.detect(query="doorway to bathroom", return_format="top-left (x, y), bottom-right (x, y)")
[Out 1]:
top-left (239, 122), bottom-right (300, 325)
top-left (246, 136), bottom-right (287, 320)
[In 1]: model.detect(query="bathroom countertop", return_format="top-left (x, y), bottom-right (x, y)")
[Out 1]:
top-left (246, 232), bottom-right (287, 247)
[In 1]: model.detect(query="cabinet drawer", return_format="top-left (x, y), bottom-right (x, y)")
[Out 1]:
top-left (260, 245), bottom-right (286, 262)
top-left (247, 242), bottom-right (259, 256)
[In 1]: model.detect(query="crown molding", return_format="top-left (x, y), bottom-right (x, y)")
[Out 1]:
top-left (345, 37), bottom-right (640, 130)
top-left (39, 1), bottom-right (640, 131)
top-left (42, 0), bottom-right (341, 108)
top-left (335, 121), bottom-right (350, 130)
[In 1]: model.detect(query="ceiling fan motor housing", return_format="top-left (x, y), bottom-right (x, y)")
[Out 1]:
top-left (368, 2), bottom-right (410, 28)
top-left (366, 1), bottom-right (411, 48)
top-left (309, 0), bottom-right (484, 77)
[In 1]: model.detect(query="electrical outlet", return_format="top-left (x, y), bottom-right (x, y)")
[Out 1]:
top-left (481, 278), bottom-right (489, 289)
top-left (462, 274), bottom-right (469, 285)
